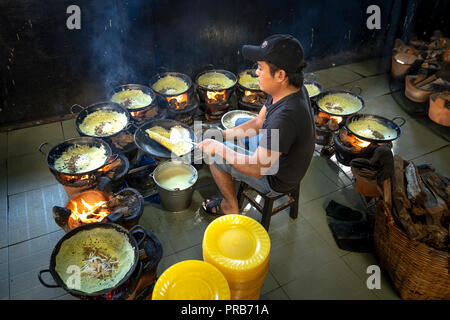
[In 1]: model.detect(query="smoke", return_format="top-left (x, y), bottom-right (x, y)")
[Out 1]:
top-left (88, 1), bottom-right (149, 98)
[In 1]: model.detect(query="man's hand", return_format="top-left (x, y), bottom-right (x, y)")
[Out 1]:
top-left (196, 139), bottom-right (224, 156)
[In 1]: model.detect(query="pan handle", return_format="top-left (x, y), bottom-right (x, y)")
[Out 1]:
top-left (37, 142), bottom-right (52, 156)
top-left (392, 116), bottom-right (406, 127)
top-left (38, 269), bottom-right (60, 288)
top-left (129, 225), bottom-right (147, 248)
top-left (349, 85), bottom-right (363, 95)
top-left (106, 153), bottom-right (119, 164)
top-left (126, 122), bottom-right (139, 130)
top-left (70, 104), bottom-right (84, 114)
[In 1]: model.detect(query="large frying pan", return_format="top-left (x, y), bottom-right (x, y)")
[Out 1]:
top-left (38, 223), bottom-right (146, 298)
top-left (38, 136), bottom-right (118, 176)
top-left (314, 86), bottom-right (364, 116)
top-left (71, 101), bottom-right (131, 139)
top-left (134, 118), bottom-right (195, 160)
top-left (345, 114), bottom-right (406, 143)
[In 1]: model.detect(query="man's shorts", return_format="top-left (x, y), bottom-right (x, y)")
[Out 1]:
top-left (211, 140), bottom-right (282, 197)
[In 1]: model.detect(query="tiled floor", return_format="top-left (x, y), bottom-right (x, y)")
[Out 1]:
top-left (0, 58), bottom-right (448, 300)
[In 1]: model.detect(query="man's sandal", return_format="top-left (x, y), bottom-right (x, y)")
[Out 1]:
top-left (202, 198), bottom-right (225, 216)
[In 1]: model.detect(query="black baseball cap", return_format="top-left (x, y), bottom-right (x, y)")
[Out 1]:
top-left (242, 34), bottom-right (305, 73)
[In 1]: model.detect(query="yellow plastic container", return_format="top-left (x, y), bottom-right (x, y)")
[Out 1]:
top-left (202, 214), bottom-right (271, 281)
top-left (152, 260), bottom-right (230, 300)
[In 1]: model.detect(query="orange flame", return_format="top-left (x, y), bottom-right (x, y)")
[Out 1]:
top-left (352, 136), bottom-right (371, 148)
top-left (166, 93), bottom-right (188, 110)
top-left (330, 115), bottom-right (344, 124)
top-left (69, 198), bottom-right (109, 224)
top-left (317, 111), bottom-right (343, 124)
top-left (206, 90), bottom-right (226, 103)
top-left (341, 131), bottom-right (371, 149)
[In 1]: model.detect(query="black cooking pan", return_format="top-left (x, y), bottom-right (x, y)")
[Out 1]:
top-left (345, 114), bottom-right (406, 143)
top-left (110, 84), bottom-right (158, 113)
top-left (304, 81), bottom-right (323, 99)
top-left (38, 223), bottom-right (146, 298)
top-left (38, 137), bottom-right (118, 176)
top-left (71, 101), bottom-right (131, 139)
top-left (314, 86), bottom-right (364, 116)
top-left (134, 118), bottom-right (195, 160)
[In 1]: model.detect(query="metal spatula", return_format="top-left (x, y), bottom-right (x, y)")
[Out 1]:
top-left (169, 126), bottom-right (197, 146)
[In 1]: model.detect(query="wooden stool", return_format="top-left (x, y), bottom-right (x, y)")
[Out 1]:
top-left (237, 182), bottom-right (300, 231)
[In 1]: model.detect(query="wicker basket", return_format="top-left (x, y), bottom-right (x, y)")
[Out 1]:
top-left (374, 201), bottom-right (450, 300)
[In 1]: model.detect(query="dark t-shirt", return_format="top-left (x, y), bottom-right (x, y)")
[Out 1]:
top-left (259, 86), bottom-right (316, 193)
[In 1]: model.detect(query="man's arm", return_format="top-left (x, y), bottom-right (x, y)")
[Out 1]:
top-left (198, 140), bottom-right (281, 179)
top-left (222, 106), bottom-right (266, 140)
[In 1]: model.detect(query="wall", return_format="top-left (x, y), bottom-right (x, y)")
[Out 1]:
top-left (0, 0), bottom-right (415, 126)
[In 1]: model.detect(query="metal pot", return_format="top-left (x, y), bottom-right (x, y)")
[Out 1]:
top-left (151, 160), bottom-right (198, 212)
top-left (38, 223), bottom-right (146, 299)
top-left (71, 101), bottom-right (131, 139)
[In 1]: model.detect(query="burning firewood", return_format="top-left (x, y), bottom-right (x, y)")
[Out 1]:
top-left (327, 119), bottom-right (339, 131)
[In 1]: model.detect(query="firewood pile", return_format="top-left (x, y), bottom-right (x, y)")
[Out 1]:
top-left (383, 155), bottom-right (449, 251)
top-left (392, 30), bottom-right (450, 88)
top-left (392, 31), bottom-right (450, 125)
top-left (393, 30), bottom-right (450, 64)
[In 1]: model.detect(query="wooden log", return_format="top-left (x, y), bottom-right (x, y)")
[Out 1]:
top-left (411, 204), bottom-right (427, 216)
top-left (396, 206), bottom-right (425, 240)
top-left (421, 171), bottom-right (450, 208)
top-left (52, 206), bottom-right (71, 232)
top-left (392, 155), bottom-right (411, 210)
top-left (421, 177), bottom-right (449, 226)
top-left (383, 178), bottom-right (392, 210)
top-left (405, 162), bottom-right (427, 204)
top-left (421, 225), bottom-right (448, 250)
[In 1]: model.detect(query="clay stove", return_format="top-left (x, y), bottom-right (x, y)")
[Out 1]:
top-left (333, 127), bottom-right (392, 166)
top-left (53, 187), bottom-right (144, 232)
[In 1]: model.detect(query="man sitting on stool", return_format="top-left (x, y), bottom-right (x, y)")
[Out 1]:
top-left (197, 34), bottom-right (315, 215)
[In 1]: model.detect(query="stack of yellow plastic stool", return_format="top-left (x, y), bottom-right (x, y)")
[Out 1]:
top-left (202, 214), bottom-right (271, 300)
top-left (152, 260), bottom-right (230, 300)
